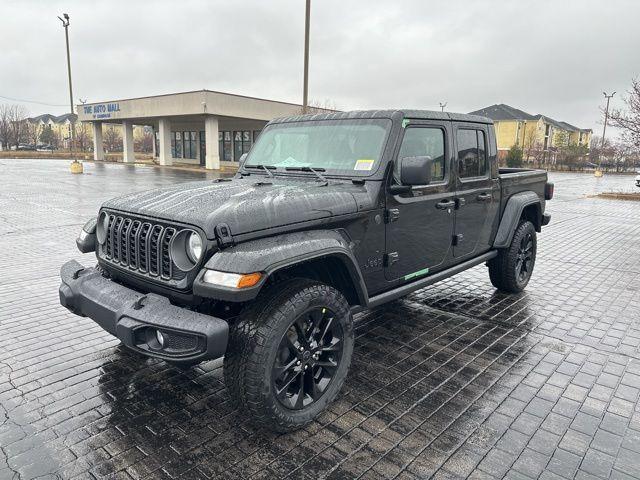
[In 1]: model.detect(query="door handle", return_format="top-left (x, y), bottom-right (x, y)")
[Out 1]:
top-left (436, 200), bottom-right (456, 210)
top-left (477, 193), bottom-right (492, 202)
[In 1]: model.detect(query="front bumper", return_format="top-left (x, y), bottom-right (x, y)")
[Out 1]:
top-left (59, 260), bottom-right (228, 364)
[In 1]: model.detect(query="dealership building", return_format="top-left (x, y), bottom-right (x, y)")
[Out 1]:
top-left (77, 90), bottom-right (316, 170)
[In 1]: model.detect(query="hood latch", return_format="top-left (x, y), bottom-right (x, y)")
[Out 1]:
top-left (215, 223), bottom-right (235, 248)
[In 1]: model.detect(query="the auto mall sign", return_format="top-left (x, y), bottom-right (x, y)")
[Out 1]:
top-left (82, 103), bottom-right (121, 120)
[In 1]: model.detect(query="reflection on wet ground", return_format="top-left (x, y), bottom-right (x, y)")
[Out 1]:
top-left (1, 161), bottom-right (639, 479)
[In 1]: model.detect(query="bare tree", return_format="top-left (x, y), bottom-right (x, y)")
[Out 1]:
top-left (135, 130), bottom-right (154, 153)
top-left (103, 125), bottom-right (122, 153)
top-left (608, 77), bottom-right (640, 148)
top-left (0, 104), bottom-right (29, 149)
top-left (75, 122), bottom-right (91, 152)
top-left (522, 128), bottom-right (541, 164)
top-left (26, 121), bottom-right (42, 147)
top-left (298, 99), bottom-right (339, 115)
top-left (0, 104), bottom-right (12, 149)
top-left (8, 104), bottom-right (29, 148)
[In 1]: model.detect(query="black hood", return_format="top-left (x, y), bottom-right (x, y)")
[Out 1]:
top-left (101, 176), bottom-right (364, 238)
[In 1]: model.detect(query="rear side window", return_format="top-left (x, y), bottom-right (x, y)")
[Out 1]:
top-left (396, 127), bottom-right (446, 182)
top-left (457, 129), bottom-right (487, 179)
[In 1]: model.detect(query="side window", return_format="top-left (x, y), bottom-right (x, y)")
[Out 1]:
top-left (457, 128), bottom-right (488, 179)
top-left (396, 127), bottom-right (446, 183)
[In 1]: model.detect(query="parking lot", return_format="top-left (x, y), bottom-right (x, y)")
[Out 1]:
top-left (1, 158), bottom-right (639, 480)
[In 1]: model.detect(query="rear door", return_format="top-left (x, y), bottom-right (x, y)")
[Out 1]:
top-left (452, 124), bottom-right (499, 257)
top-left (384, 121), bottom-right (455, 281)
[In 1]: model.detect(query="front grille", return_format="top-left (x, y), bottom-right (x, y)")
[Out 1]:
top-left (100, 213), bottom-right (187, 281)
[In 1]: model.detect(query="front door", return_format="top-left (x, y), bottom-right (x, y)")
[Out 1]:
top-left (452, 125), bottom-right (496, 257)
top-left (385, 122), bottom-right (455, 281)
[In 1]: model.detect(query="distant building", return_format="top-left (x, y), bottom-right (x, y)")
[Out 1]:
top-left (469, 104), bottom-right (592, 162)
top-left (75, 89), bottom-right (330, 169)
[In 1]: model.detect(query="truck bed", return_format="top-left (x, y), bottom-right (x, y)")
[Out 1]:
top-left (498, 167), bottom-right (548, 213)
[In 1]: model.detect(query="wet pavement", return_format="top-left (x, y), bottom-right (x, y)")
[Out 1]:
top-left (1, 159), bottom-right (639, 480)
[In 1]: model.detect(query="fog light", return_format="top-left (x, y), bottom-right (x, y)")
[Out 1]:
top-left (156, 330), bottom-right (165, 348)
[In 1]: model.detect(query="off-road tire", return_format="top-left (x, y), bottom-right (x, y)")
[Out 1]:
top-left (223, 278), bottom-right (354, 432)
top-left (488, 220), bottom-right (537, 293)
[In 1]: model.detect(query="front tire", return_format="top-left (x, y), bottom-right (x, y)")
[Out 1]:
top-left (223, 279), bottom-right (354, 432)
top-left (488, 220), bottom-right (537, 293)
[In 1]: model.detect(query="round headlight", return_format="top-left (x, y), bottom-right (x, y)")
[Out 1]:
top-left (96, 212), bottom-right (109, 244)
top-left (187, 232), bottom-right (203, 263)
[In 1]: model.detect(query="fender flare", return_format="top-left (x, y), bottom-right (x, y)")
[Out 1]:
top-left (493, 191), bottom-right (541, 248)
top-left (193, 230), bottom-right (368, 305)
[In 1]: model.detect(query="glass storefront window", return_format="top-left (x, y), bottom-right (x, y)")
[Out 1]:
top-left (223, 131), bottom-right (232, 161)
top-left (174, 132), bottom-right (183, 158)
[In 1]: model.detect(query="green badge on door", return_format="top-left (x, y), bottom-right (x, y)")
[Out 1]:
top-left (404, 267), bottom-right (429, 281)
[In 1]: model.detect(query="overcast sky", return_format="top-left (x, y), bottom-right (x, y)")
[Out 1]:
top-left (1, 0), bottom-right (638, 133)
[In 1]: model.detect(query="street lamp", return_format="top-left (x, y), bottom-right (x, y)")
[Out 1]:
top-left (302, 0), bottom-right (310, 113)
top-left (596, 91), bottom-right (615, 177)
top-left (58, 13), bottom-right (82, 173)
top-left (601, 91), bottom-right (615, 149)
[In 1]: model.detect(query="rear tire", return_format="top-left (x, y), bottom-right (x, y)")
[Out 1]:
top-left (223, 279), bottom-right (354, 432)
top-left (488, 220), bottom-right (537, 293)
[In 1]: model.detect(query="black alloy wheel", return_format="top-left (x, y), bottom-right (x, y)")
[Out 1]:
top-left (515, 231), bottom-right (534, 283)
top-left (488, 220), bottom-right (537, 293)
top-left (272, 307), bottom-right (343, 410)
top-left (223, 278), bottom-right (354, 432)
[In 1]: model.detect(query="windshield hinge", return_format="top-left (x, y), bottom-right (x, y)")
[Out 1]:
top-left (215, 223), bottom-right (235, 248)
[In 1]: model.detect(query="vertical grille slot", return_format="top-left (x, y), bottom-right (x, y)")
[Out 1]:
top-left (139, 223), bottom-right (151, 272)
top-left (129, 220), bottom-right (141, 269)
top-left (160, 228), bottom-right (175, 279)
top-left (112, 216), bottom-right (123, 262)
top-left (148, 225), bottom-right (163, 276)
top-left (120, 218), bottom-right (132, 266)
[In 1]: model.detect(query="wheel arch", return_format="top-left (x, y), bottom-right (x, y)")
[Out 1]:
top-left (493, 191), bottom-right (542, 248)
top-left (194, 230), bottom-right (369, 307)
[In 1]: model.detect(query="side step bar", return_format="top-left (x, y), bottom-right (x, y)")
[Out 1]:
top-left (360, 250), bottom-right (498, 311)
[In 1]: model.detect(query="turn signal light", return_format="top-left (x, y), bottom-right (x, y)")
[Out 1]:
top-left (202, 270), bottom-right (263, 289)
top-left (237, 272), bottom-right (263, 288)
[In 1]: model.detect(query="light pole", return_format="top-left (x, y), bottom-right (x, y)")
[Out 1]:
top-left (302, 0), bottom-right (310, 113)
top-left (596, 91), bottom-right (615, 176)
top-left (439, 102), bottom-right (447, 112)
top-left (601, 91), bottom-right (615, 149)
top-left (58, 13), bottom-right (81, 173)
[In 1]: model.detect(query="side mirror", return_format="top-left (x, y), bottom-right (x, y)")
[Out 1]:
top-left (239, 153), bottom-right (248, 166)
top-left (400, 155), bottom-right (432, 186)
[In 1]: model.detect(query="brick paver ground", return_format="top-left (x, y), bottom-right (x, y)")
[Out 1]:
top-left (1, 159), bottom-right (639, 480)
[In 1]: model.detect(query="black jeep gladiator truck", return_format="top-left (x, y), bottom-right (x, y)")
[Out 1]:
top-left (60, 110), bottom-right (553, 431)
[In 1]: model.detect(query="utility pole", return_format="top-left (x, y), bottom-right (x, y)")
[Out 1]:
top-left (58, 13), bottom-right (81, 173)
top-left (439, 102), bottom-right (447, 112)
top-left (302, 0), bottom-right (310, 113)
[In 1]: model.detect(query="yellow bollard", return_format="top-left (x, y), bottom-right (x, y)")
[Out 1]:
top-left (70, 160), bottom-right (83, 174)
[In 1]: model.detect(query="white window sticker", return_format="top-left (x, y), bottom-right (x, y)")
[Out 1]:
top-left (354, 159), bottom-right (374, 171)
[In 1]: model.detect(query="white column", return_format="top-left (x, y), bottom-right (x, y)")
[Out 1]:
top-left (92, 122), bottom-right (104, 161)
top-left (122, 121), bottom-right (135, 163)
top-left (204, 116), bottom-right (220, 170)
top-left (158, 118), bottom-right (172, 166)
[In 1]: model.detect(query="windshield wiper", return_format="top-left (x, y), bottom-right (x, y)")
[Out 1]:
top-left (285, 166), bottom-right (327, 183)
top-left (244, 164), bottom-right (275, 177)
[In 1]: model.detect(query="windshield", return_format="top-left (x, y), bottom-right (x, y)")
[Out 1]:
top-left (244, 118), bottom-right (391, 175)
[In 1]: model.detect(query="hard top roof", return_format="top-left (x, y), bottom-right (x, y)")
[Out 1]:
top-left (271, 109), bottom-right (493, 125)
